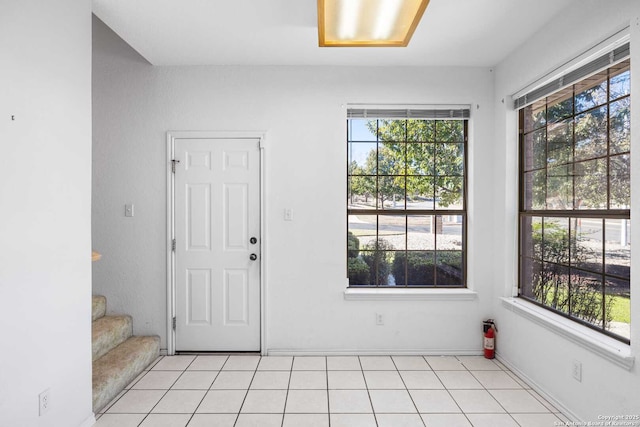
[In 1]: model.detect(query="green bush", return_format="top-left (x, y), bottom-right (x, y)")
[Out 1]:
top-left (347, 231), bottom-right (360, 258)
top-left (348, 257), bottom-right (370, 285)
top-left (392, 251), bottom-right (434, 286)
top-left (436, 252), bottom-right (464, 286)
top-left (362, 239), bottom-right (393, 286)
top-left (392, 251), bottom-right (463, 286)
top-left (347, 232), bottom-right (371, 286)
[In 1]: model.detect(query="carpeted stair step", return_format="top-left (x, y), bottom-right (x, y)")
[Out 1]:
top-left (92, 335), bottom-right (160, 413)
top-left (92, 315), bottom-right (132, 361)
top-left (92, 295), bottom-right (106, 321)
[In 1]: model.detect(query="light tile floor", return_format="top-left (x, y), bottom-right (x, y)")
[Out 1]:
top-left (94, 355), bottom-right (570, 427)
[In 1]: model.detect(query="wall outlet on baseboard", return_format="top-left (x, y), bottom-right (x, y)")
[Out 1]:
top-left (39, 388), bottom-right (51, 416)
top-left (571, 360), bottom-right (582, 382)
top-left (375, 313), bottom-right (384, 326)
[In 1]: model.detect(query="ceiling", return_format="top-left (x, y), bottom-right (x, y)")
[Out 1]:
top-left (93, 0), bottom-right (577, 67)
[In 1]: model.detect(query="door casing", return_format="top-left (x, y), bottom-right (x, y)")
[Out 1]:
top-left (166, 131), bottom-right (267, 356)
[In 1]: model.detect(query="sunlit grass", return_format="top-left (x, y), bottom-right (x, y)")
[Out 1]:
top-left (537, 283), bottom-right (630, 325)
top-left (609, 295), bottom-right (630, 323)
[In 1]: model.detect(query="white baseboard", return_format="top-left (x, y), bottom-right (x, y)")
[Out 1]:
top-left (497, 353), bottom-right (579, 423)
top-left (78, 413), bottom-right (96, 427)
top-left (266, 349), bottom-right (484, 356)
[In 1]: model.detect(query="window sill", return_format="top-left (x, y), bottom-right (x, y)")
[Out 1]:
top-left (501, 297), bottom-right (634, 370)
top-left (344, 288), bottom-right (478, 301)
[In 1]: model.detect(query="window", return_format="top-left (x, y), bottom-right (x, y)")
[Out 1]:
top-left (518, 52), bottom-right (630, 343)
top-left (347, 108), bottom-right (468, 288)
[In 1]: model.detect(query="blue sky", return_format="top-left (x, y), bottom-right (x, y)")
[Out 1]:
top-left (348, 119), bottom-right (377, 168)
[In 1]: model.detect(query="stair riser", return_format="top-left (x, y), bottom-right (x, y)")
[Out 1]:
top-left (92, 315), bottom-right (132, 361)
top-left (92, 336), bottom-right (160, 413)
top-left (92, 295), bottom-right (106, 321)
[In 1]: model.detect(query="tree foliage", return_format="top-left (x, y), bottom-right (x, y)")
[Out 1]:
top-left (348, 119), bottom-right (465, 209)
top-left (525, 69), bottom-right (630, 211)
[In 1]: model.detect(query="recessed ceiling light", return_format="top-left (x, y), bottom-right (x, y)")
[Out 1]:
top-left (318, 0), bottom-right (430, 47)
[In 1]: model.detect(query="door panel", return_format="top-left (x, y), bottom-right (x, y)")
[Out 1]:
top-left (187, 184), bottom-right (211, 250)
top-left (175, 138), bottom-right (260, 351)
top-left (186, 269), bottom-right (211, 325)
top-left (224, 269), bottom-right (249, 325)
top-left (224, 183), bottom-right (248, 250)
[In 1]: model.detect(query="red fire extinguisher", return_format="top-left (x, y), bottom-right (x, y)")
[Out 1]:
top-left (483, 319), bottom-right (497, 359)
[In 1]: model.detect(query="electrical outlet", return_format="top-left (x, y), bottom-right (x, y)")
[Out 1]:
top-left (39, 389), bottom-right (50, 416)
top-left (375, 313), bottom-right (384, 325)
top-left (571, 360), bottom-right (582, 382)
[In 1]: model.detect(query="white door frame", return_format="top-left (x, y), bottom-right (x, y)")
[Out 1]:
top-left (166, 131), bottom-right (267, 356)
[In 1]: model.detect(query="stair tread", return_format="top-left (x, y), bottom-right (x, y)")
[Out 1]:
top-left (92, 295), bottom-right (106, 321)
top-left (92, 315), bottom-right (132, 361)
top-left (93, 335), bottom-right (160, 412)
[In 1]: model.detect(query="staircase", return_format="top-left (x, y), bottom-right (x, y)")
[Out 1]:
top-left (92, 295), bottom-right (160, 413)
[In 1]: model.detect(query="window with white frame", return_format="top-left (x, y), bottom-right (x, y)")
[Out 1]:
top-left (516, 44), bottom-right (631, 343)
top-left (347, 107), bottom-right (468, 288)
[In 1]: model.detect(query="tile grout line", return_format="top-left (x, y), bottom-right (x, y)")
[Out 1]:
top-left (232, 356), bottom-right (260, 427)
top-left (358, 356), bottom-right (380, 427)
top-left (465, 364), bottom-right (554, 425)
top-left (99, 356), bottom-right (173, 425)
top-left (137, 354), bottom-right (198, 426)
top-left (462, 356), bottom-right (564, 425)
top-left (188, 354), bottom-right (227, 426)
top-left (464, 356), bottom-right (561, 421)
top-left (324, 356), bottom-right (331, 427)
top-left (97, 355), bottom-right (568, 427)
top-left (392, 356), bottom-right (427, 427)
top-left (448, 356), bottom-right (476, 426)
top-left (455, 356), bottom-right (523, 427)
top-left (98, 354), bottom-right (167, 415)
top-left (280, 356), bottom-right (294, 427)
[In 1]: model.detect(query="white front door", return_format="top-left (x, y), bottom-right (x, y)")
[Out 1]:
top-left (173, 137), bottom-right (261, 351)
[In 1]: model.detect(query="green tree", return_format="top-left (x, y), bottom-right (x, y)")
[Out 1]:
top-left (362, 145), bottom-right (405, 208)
top-left (348, 161), bottom-right (374, 204)
top-left (541, 73), bottom-right (631, 210)
top-left (365, 119), bottom-right (465, 208)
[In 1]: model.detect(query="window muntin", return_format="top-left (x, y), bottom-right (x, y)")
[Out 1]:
top-left (348, 118), bottom-right (467, 288)
top-left (518, 59), bottom-right (630, 343)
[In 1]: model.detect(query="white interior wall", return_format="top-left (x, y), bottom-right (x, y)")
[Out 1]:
top-left (493, 0), bottom-right (640, 421)
top-left (92, 16), bottom-right (496, 354)
top-left (0, 1), bottom-right (93, 426)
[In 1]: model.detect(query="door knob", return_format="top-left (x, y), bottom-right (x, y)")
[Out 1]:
top-left (250, 253), bottom-right (257, 261)
top-left (250, 237), bottom-right (257, 244)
